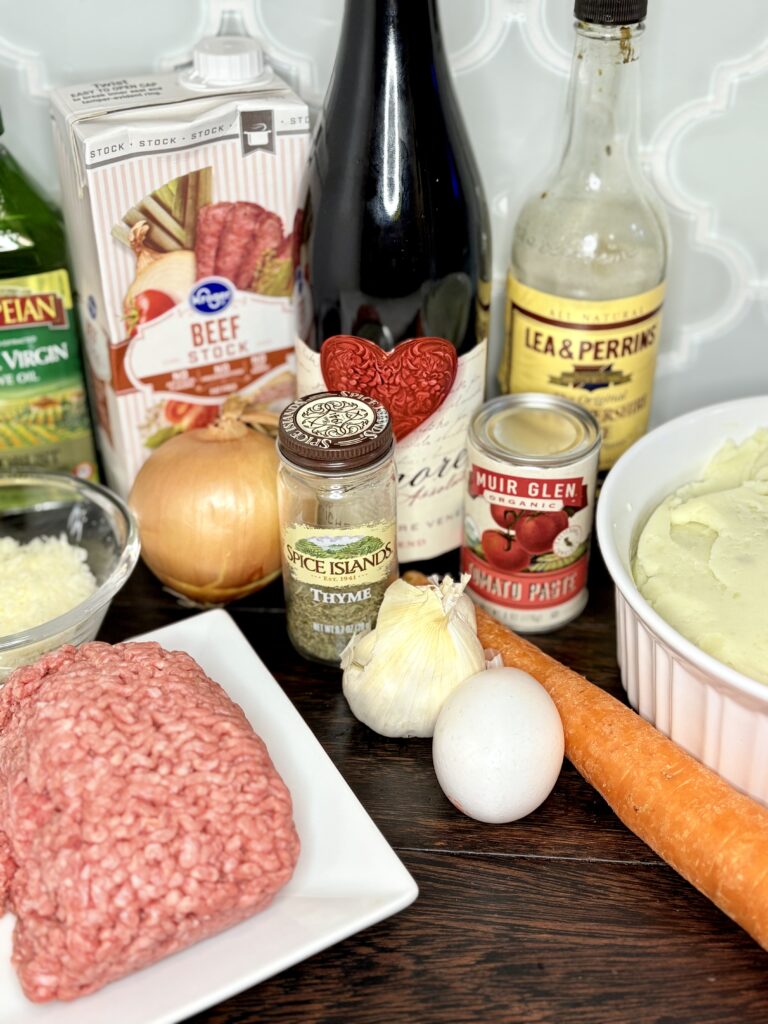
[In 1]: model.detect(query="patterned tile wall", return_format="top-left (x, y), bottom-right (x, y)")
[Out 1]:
top-left (0, 0), bottom-right (766, 423)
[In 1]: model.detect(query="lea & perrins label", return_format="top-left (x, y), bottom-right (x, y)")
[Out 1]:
top-left (462, 394), bottom-right (600, 633)
top-left (499, 277), bottom-right (664, 471)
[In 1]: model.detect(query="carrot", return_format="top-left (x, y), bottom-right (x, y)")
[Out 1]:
top-left (403, 570), bottom-right (768, 951)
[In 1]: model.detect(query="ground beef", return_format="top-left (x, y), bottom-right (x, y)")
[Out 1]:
top-left (0, 641), bottom-right (300, 1003)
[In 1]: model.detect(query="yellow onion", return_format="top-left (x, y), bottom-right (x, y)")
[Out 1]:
top-left (128, 416), bottom-right (281, 604)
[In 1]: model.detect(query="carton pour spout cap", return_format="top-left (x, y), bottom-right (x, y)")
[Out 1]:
top-left (181, 34), bottom-right (267, 90)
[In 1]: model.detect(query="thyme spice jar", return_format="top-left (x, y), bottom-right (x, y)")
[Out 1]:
top-left (277, 391), bottom-right (398, 665)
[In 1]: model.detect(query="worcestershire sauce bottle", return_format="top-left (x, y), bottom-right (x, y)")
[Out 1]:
top-left (499, 0), bottom-right (668, 472)
top-left (294, 0), bottom-right (491, 565)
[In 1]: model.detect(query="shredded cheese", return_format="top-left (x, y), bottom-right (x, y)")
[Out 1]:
top-left (0, 534), bottom-right (98, 637)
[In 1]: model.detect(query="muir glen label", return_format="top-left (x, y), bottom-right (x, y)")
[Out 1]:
top-left (501, 278), bottom-right (665, 471)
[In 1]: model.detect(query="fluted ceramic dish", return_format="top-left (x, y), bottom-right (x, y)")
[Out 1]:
top-left (596, 395), bottom-right (768, 805)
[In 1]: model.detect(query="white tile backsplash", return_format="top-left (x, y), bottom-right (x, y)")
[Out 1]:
top-left (1, 0), bottom-right (766, 422)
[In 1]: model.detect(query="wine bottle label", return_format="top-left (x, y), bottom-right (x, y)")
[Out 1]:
top-left (0, 268), bottom-right (98, 480)
top-left (500, 277), bottom-right (665, 470)
top-left (296, 336), bottom-right (488, 561)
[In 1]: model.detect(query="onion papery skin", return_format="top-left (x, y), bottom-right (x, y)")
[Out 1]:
top-left (128, 421), bottom-right (281, 604)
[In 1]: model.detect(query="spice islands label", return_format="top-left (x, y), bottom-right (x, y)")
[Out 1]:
top-left (284, 522), bottom-right (396, 587)
top-left (501, 278), bottom-right (665, 470)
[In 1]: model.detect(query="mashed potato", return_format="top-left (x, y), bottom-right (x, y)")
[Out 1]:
top-left (633, 429), bottom-right (768, 684)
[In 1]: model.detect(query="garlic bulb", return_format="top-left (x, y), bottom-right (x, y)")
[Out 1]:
top-left (340, 574), bottom-right (486, 738)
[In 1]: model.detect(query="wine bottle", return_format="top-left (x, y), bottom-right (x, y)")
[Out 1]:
top-left (498, 0), bottom-right (668, 472)
top-left (294, 0), bottom-right (491, 563)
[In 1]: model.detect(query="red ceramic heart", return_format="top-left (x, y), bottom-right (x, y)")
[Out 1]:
top-left (320, 335), bottom-right (458, 441)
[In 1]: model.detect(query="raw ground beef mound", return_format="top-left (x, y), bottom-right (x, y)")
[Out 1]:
top-left (0, 641), bottom-right (300, 1002)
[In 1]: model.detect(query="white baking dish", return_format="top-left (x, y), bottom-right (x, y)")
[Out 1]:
top-left (596, 395), bottom-right (768, 805)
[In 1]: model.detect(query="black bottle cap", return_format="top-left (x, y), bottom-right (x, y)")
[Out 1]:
top-left (575, 0), bottom-right (647, 24)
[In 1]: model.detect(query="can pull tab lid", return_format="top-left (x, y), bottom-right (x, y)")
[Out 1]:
top-left (180, 34), bottom-right (267, 90)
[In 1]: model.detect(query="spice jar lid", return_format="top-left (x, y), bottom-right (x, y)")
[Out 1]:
top-left (278, 391), bottom-right (393, 472)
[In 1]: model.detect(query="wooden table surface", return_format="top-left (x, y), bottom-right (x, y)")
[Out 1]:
top-left (100, 550), bottom-right (768, 1024)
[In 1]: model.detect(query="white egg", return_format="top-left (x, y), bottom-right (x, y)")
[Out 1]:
top-left (432, 667), bottom-right (564, 824)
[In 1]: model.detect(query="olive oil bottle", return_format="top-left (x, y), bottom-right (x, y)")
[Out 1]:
top-left (0, 111), bottom-right (97, 479)
top-left (499, 0), bottom-right (668, 471)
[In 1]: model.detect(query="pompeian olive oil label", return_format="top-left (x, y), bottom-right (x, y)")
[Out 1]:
top-left (501, 277), bottom-right (665, 470)
top-left (0, 269), bottom-right (97, 478)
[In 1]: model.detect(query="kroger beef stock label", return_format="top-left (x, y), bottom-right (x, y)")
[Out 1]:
top-left (51, 78), bottom-right (310, 497)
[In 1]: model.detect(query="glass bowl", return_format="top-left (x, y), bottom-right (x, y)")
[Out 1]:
top-left (0, 472), bottom-right (140, 680)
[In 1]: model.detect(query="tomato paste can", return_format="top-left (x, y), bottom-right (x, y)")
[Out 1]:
top-left (462, 393), bottom-right (601, 632)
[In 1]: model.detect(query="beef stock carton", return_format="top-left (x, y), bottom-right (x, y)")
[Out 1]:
top-left (51, 46), bottom-right (310, 496)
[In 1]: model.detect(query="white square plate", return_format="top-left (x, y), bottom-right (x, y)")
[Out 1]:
top-left (0, 609), bottom-right (418, 1023)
